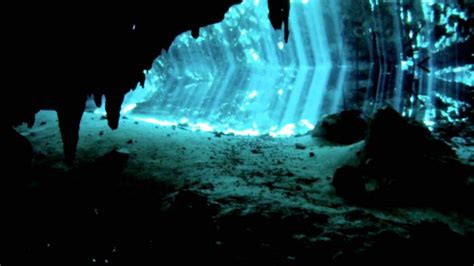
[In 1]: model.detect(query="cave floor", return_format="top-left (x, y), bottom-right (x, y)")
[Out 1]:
top-left (5, 110), bottom-right (473, 265)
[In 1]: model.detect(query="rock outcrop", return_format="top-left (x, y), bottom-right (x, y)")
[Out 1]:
top-left (332, 107), bottom-right (471, 206)
top-left (312, 110), bottom-right (367, 145)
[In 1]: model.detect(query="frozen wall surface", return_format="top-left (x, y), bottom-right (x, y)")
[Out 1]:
top-left (118, 0), bottom-right (473, 135)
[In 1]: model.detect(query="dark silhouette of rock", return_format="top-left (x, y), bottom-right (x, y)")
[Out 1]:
top-left (330, 107), bottom-right (471, 206)
top-left (295, 143), bottom-right (306, 150)
top-left (365, 106), bottom-right (457, 160)
top-left (363, 106), bottom-right (468, 204)
top-left (312, 110), bottom-right (367, 145)
top-left (332, 165), bottom-right (367, 202)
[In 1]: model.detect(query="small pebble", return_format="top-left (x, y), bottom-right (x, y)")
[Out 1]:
top-left (295, 143), bottom-right (306, 150)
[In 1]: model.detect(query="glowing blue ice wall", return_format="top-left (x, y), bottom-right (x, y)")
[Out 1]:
top-left (128, 0), bottom-right (349, 136)
top-left (120, 0), bottom-right (472, 135)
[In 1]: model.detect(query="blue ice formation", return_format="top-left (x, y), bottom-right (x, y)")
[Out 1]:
top-left (123, 0), bottom-right (348, 136)
top-left (115, 0), bottom-right (471, 136)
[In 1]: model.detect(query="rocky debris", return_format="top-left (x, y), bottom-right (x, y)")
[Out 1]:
top-left (127, 139), bottom-right (134, 144)
top-left (312, 110), bottom-right (367, 145)
top-left (309, 151), bottom-right (315, 157)
top-left (434, 120), bottom-right (468, 141)
top-left (332, 166), bottom-right (367, 202)
top-left (251, 148), bottom-right (262, 154)
top-left (271, 168), bottom-right (295, 177)
top-left (295, 177), bottom-right (319, 185)
top-left (433, 116), bottom-right (474, 166)
top-left (295, 143), bottom-right (306, 150)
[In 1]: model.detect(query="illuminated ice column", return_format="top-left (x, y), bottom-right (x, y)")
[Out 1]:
top-left (300, 0), bottom-right (332, 121)
top-left (276, 1), bottom-right (309, 127)
top-left (128, 0), bottom-right (353, 135)
top-left (392, 3), bottom-right (405, 111)
top-left (328, 0), bottom-right (348, 114)
top-left (195, 29), bottom-right (237, 118)
top-left (280, 0), bottom-right (333, 126)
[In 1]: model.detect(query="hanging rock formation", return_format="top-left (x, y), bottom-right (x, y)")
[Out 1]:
top-left (2, 0), bottom-right (292, 165)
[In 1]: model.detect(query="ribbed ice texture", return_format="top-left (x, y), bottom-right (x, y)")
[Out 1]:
top-left (119, 0), bottom-right (472, 135)
top-left (128, 0), bottom-right (348, 135)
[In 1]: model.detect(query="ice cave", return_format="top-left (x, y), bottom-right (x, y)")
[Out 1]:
top-left (117, 0), bottom-right (472, 136)
top-left (1, 0), bottom-right (473, 265)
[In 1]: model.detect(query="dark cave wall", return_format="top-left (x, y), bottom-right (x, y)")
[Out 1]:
top-left (1, 0), bottom-right (291, 164)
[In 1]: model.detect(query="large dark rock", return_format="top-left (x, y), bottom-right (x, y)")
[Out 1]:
top-left (332, 165), bottom-right (367, 202)
top-left (312, 110), bottom-right (367, 145)
top-left (363, 106), bottom-right (469, 204)
top-left (365, 106), bottom-right (456, 159)
top-left (330, 106), bottom-right (471, 206)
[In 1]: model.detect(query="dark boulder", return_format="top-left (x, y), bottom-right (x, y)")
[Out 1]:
top-left (363, 106), bottom-right (469, 204)
top-left (332, 165), bottom-right (367, 202)
top-left (365, 106), bottom-right (456, 160)
top-left (331, 107), bottom-right (471, 206)
top-left (312, 110), bottom-right (367, 145)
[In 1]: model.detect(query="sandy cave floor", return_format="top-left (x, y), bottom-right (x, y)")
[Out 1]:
top-left (18, 111), bottom-right (365, 211)
top-left (8, 110), bottom-right (474, 264)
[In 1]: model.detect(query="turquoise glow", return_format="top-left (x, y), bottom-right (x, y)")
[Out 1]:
top-left (114, 0), bottom-right (471, 135)
top-left (127, 0), bottom-right (348, 135)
